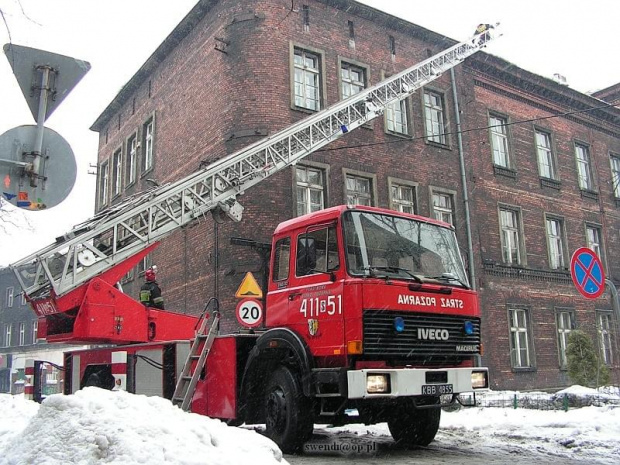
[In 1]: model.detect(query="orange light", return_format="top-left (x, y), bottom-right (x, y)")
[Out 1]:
top-left (347, 340), bottom-right (363, 355)
top-left (333, 349), bottom-right (341, 355)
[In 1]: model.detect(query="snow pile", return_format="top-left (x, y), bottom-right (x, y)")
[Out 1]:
top-left (0, 388), bottom-right (287, 465)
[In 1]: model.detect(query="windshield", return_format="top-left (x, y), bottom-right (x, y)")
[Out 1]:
top-left (342, 211), bottom-right (469, 286)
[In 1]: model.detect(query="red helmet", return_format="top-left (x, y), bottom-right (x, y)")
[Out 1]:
top-left (145, 269), bottom-right (156, 282)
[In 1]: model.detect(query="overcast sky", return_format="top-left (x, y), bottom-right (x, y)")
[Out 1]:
top-left (1, 0), bottom-right (619, 266)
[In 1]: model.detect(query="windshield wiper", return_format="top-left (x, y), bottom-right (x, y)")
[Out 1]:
top-left (364, 266), bottom-right (423, 283)
top-left (427, 272), bottom-right (470, 289)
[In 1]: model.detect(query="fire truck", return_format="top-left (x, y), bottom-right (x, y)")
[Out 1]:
top-left (11, 27), bottom-right (497, 453)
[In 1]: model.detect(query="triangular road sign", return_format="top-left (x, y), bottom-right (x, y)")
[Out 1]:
top-left (235, 272), bottom-right (263, 299)
top-left (3, 44), bottom-right (91, 122)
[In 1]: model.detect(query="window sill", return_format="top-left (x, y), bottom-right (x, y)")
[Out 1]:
top-left (511, 367), bottom-right (537, 373)
top-left (580, 189), bottom-right (598, 201)
top-left (291, 105), bottom-right (319, 115)
top-left (140, 168), bottom-right (154, 179)
top-left (424, 139), bottom-right (451, 150)
top-left (493, 165), bottom-right (517, 179)
top-left (385, 130), bottom-right (413, 140)
top-left (540, 177), bottom-right (561, 190)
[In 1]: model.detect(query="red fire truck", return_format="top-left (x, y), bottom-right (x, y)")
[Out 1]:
top-left (12, 29), bottom-right (497, 453)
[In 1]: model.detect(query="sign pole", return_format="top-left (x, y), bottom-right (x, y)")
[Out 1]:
top-left (31, 65), bottom-right (54, 187)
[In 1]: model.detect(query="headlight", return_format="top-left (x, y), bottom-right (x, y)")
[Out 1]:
top-left (471, 370), bottom-right (488, 389)
top-left (367, 374), bottom-right (390, 393)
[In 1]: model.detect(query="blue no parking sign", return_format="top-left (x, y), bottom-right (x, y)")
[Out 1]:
top-left (570, 247), bottom-right (606, 299)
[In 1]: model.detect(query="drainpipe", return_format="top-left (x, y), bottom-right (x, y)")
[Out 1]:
top-left (450, 68), bottom-right (476, 290)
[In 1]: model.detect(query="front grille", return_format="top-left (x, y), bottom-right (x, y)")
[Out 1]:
top-left (363, 310), bottom-right (481, 366)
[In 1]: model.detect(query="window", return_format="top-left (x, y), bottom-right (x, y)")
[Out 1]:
top-left (575, 143), bottom-right (594, 190)
top-left (302, 5), bottom-right (309, 31)
top-left (499, 207), bottom-right (522, 265)
top-left (127, 135), bottom-right (137, 185)
top-left (99, 160), bottom-right (109, 206)
top-left (21, 292), bottom-right (27, 306)
top-left (390, 183), bottom-right (416, 214)
top-left (586, 224), bottom-right (602, 258)
top-left (296, 226), bottom-right (339, 277)
top-left (32, 320), bottom-right (38, 344)
top-left (386, 99), bottom-right (409, 135)
top-left (295, 166), bottom-right (325, 216)
top-left (5, 287), bottom-right (13, 307)
top-left (112, 148), bottom-right (122, 197)
top-left (597, 312), bottom-right (613, 365)
top-left (508, 307), bottom-right (533, 368)
top-left (142, 118), bottom-right (154, 173)
top-left (3, 324), bottom-right (11, 348)
top-left (19, 322), bottom-right (25, 346)
top-left (610, 154), bottom-right (620, 198)
top-left (536, 130), bottom-right (556, 179)
top-left (137, 255), bottom-right (152, 277)
top-left (490, 115), bottom-right (510, 167)
top-left (293, 47), bottom-right (321, 109)
top-left (556, 310), bottom-right (575, 368)
top-left (340, 62), bottom-right (366, 99)
top-left (293, 48), bottom-right (321, 111)
top-left (546, 216), bottom-right (566, 270)
top-left (345, 174), bottom-right (372, 206)
top-left (389, 35), bottom-right (396, 57)
top-left (273, 238), bottom-right (291, 282)
top-left (432, 192), bottom-right (454, 226)
top-left (424, 90), bottom-right (446, 144)
top-left (348, 20), bottom-right (355, 48)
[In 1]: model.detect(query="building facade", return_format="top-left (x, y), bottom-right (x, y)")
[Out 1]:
top-left (90, 0), bottom-right (620, 390)
top-left (0, 267), bottom-right (77, 395)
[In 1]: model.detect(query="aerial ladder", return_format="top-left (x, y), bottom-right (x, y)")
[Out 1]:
top-left (11, 26), bottom-right (499, 344)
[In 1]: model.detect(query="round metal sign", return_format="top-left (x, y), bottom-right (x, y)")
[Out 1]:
top-left (570, 247), bottom-right (605, 299)
top-left (0, 125), bottom-right (76, 210)
top-left (236, 298), bottom-right (263, 328)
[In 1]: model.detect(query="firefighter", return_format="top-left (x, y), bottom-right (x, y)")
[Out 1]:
top-left (140, 267), bottom-right (165, 309)
top-left (473, 23), bottom-right (494, 45)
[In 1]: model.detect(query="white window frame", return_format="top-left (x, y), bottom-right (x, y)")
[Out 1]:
top-left (3, 324), bottom-right (11, 348)
top-left (575, 143), bottom-right (593, 190)
top-left (597, 312), bottom-right (613, 365)
top-left (499, 207), bottom-right (523, 265)
top-left (99, 160), bottom-right (109, 206)
top-left (509, 307), bottom-right (533, 368)
top-left (490, 115), bottom-right (510, 167)
top-left (32, 320), bottom-right (38, 344)
top-left (390, 183), bottom-right (416, 214)
top-left (431, 191), bottom-right (455, 226)
top-left (5, 286), bottom-right (14, 307)
top-left (610, 154), bottom-right (620, 198)
top-left (142, 118), bottom-right (154, 173)
top-left (112, 148), bottom-right (122, 197)
top-left (586, 224), bottom-right (602, 259)
top-left (386, 99), bottom-right (409, 135)
top-left (127, 134), bottom-right (138, 185)
top-left (423, 90), bottom-right (446, 144)
top-left (18, 322), bottom-right (25, 346)
top-left (293, 47), bottom-right (321, 111)
top-left (21, 291), bottom-right (27, 306)
top-left (344, 171), bottom-right (375, 207)
top-left (295, 165), bottom-right (325, 216)
top-left (556, 310), bottom-right (574, 368)
top-left (536, 130), bottom-right (555, 179)
top-left (340, 61), bottom-right (366, 100)
top-left (546, 216), bottom-right (565, 270)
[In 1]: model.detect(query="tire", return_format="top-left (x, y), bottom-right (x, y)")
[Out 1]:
top-left (388, 401), bottom-right (441, 448)
top-left (264, 366), bottom-right (313, 454)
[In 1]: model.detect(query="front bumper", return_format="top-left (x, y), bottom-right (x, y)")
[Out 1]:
top-left (347, 367), bottom-right (489, 399)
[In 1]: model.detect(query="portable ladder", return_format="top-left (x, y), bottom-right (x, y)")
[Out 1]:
top-left (172, 303), bottom-right (221, 411)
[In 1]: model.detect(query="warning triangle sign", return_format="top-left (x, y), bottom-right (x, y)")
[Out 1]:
top-left (235, 272), bottom-right (263, 298)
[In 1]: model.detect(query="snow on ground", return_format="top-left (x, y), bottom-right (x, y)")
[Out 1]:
top-left (0, 386), bottom-right (619, 465)
top-left (0, 388), bottom-right (287, 465)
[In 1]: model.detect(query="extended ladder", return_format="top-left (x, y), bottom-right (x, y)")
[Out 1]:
top-left (172, 304), bottom-right (221, 411)
top-left (11, 26), bottom-right (499, 301)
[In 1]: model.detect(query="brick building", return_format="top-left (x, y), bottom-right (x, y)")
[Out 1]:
top-left (90, 0), bottom-right (620, 390)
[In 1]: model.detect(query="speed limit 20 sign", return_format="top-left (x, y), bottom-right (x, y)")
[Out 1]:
top-left (236, 298), bottom-right (263, 328)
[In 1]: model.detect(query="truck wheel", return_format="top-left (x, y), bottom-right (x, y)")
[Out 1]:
top-left (264, 366), bottom-right (313, 454)
top-left (388, 404), bottom-right (441, 448)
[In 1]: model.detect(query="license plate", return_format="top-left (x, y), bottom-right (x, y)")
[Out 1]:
top-left (422, 384), bottom-right (453, 395)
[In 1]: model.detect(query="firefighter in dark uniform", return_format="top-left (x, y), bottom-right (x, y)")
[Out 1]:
top-left (473, 23), bottom-right (495, 45)
top-left (140, 267), bottom-right (165, 309)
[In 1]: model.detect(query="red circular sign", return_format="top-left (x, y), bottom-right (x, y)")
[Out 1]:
top-left (570, 247), bottom-right (606, 299)
top-left (236, 298), bottom-right (263, 328)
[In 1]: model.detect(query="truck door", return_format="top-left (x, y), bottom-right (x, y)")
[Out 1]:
top-left (287, 224), bottom-right (345, 357)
